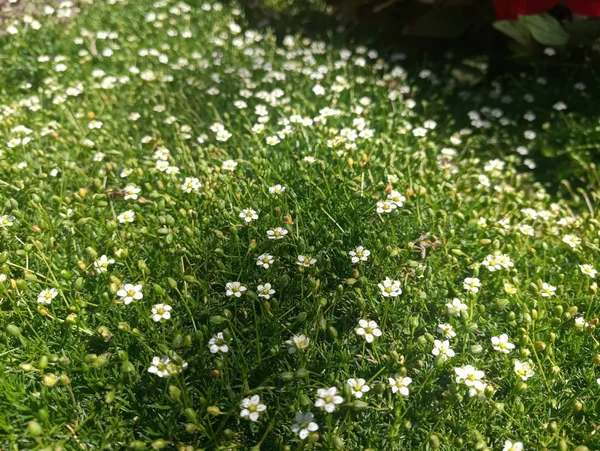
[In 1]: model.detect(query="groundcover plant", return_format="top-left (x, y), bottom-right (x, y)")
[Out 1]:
top-left (0, 0), bottom-right (599, 449)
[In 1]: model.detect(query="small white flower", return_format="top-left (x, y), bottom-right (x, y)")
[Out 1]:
top-left (514, 360), bottom-right (535, 380)
top-left (291, 412), bottom-right (319, 440)
top-left (579, 264), bottom-right (597, 278)
top-left (37, 288), bottom-right (59, 304)
top-left (148, 356), bottom-right (170, 378)
top-left (491, 334), bottom-right (515, 354)
top-left (454, 365), bottom-right (485, 387)
top-left (266, 136), bottom-right (280, 146)
top-left (387, 190), bottom-right (406, 207)
top-left (239, 208), bottom-right (258, 223)
top-left (0, 215), bottom-right (15, 227)
top-left (286, 334), bottom-right (310, 354)
top-left (118, 210), bottom-right (135, 223)
top-left (267, 227), bottom-right (288, 240)
top-left (348, 246), bottom-right (370, 263)
top-left (151, 304), bottom-right (172, 322)
top-left (446, 298), bottom-right (468, 316)
top-left (240, 395), bottom-right (266, 422)
top-left (268, 184), bottom-right (286, 195)
top-left (518, 224), bottom-right (534, 236)
top-left (94, 255), bottom-right (115, 273)
top-left (117, 283), bottom-right (143, 305)
top-left (222, 159), bottom-right (238, 171)
top-left (225, 281), bottom-right (247, 297)
top-left (297, 255), bottom-right (317, 267)
top-left (378, 277), bottom-right (402, 297)
top-left (503, 440), bottom-right (524, 451)
top-left (123, 184), bottom-right (141, 200)
top-left (432, 339), bottom-right (455, 359)
top-left (388, 375), bottom-right (412, 396)
top-left (209, 332), bottom-right (229, 353)
top-left (562, 234), bottom-right (581, 248)
top-left (182, 177), bottom-right (202, 193)
top-left (355, 319), bottom-right (382, 343)
top-left (314, 387), bottom-right (344, 413)
top-left (347, 378), bottom-right (370, 398)
top-left (376, 200), bottom-right (397, 214)
top-left (574, 316), bottom-right (589, 329)
top-left (256, 253), bottom-right (274, 269)
top-left (540, 282), bottom-right (556, 297)
top-left (463, 277), bottom-right (481, 294)
top-left (437, 323), bottom-right (456, 339)
top-left (257, 283), bottom-right (275, 299)
top-left (468, 380), bottom-right (488, 400)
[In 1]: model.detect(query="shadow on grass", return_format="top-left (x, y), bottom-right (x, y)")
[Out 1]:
top-left (236, 0), bottom-right (600, 192)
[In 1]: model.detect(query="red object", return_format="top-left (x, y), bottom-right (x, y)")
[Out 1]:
top-left (493, 0), bottom-right (600, 20)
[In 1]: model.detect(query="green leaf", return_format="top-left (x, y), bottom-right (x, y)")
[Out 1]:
top-left (493, 20), bottom-right (532, 46)
top-left (518, 13), bottom-right (569, 46)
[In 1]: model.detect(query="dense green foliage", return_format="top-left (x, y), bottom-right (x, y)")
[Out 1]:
top-left (0, 1), bottom-right (600, 450)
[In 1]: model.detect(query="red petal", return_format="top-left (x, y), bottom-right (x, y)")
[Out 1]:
top-left (567, 0), bottom-right (600, 16)
top-left (493, 0), bottom-right (561, 20)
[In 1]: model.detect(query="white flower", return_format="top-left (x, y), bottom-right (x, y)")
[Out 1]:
top-left (514, 360), bottom-right (535, 380)
top-left (376, 200), bottom-right (397, 214)
top-left (387, 190), bottom-right (406, 207)
top-left (347, 378), bottom-right (370, 398)
top-left (225, 281), bottom-right (247, 297)
top-left (355, 319), bottom-right (382, 343)
top-left (286, 334), bottom-right (310, 354)
top-left (503, 440), bottom-right (524, 451)
top-left (297, 255), bottom-right (317, 267)
top-left (504, 282), bottom-right (518, 295)
top-left (209, 332), bottom-right (229, 353)
top-left (437, 323), bottom-right (456, 339)
top-left (348, 246), bottom-right (370, 263)
top-left (518, 224), bottom-right (534, 236)
top-left (562, 234), bottom-right (581, 248)
top-left (0, 215), bottom-right (15, 227)
top-left (491, 334), bottom-right (515, 354)
top-left (463, 277), bottom-right (481, 294)
top-left (267, 227), bottom-right (288, 240)
top-left (37, 288), bottom-right (59, 304)
top-left (432, 339), bottom-right (455, 358)
top-left (151, 304), bottom-right (172, 322)
top-left (266, 136), bottom-right (280, 146)
top-left (389, 375), bottom-right (412, 396)
top-left (148, 356), bottom-right (171, 377)
top-left (182, 177), bottom-right (202, 193)
top-left (239, 208), bottom-right (258, 223)
top-left (574, 317), bottom-right (589, 329)
top-left (240, 395), bottom-right (266, 422)
top-left (118, 210), bottom-right (135, 223)
top-left (123, 184), bottom-right (140, 200)
top-left (378, 277), bottom-right (402, 297)
top-left (268, 184), bottom-right (286, 195)
top-left (468, 380), bottom-right (488, 400)
top-left (314, 387), bottom-right (344, 413)
top-left (222, 159), bottom-right (238, 171)
top-left (148, 356), bottom-right (187, 378)
top-left (291, 412), bottom-right (319, 440)
top-left (540, 282), bottom-right (556, 297)
top-left (579, 264), bottom-right (597, 278)
top-left (454, 365), bottom-right (485, 387)
top-left (257, 283), bottom-right (275, 299)
top-left (117, 283), bottom-right (143, 305)
top-left (256, 253), bottom-right (274, 269)
top-left (94, 255), bottom-right (115, 273)
top-left (481, 253), bottom-right (513, 272)
top-left (446, 298), bottom-right (468, 316)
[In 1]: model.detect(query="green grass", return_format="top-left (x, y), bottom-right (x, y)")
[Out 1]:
top-left (0, 1), bottom-right (600, 450)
